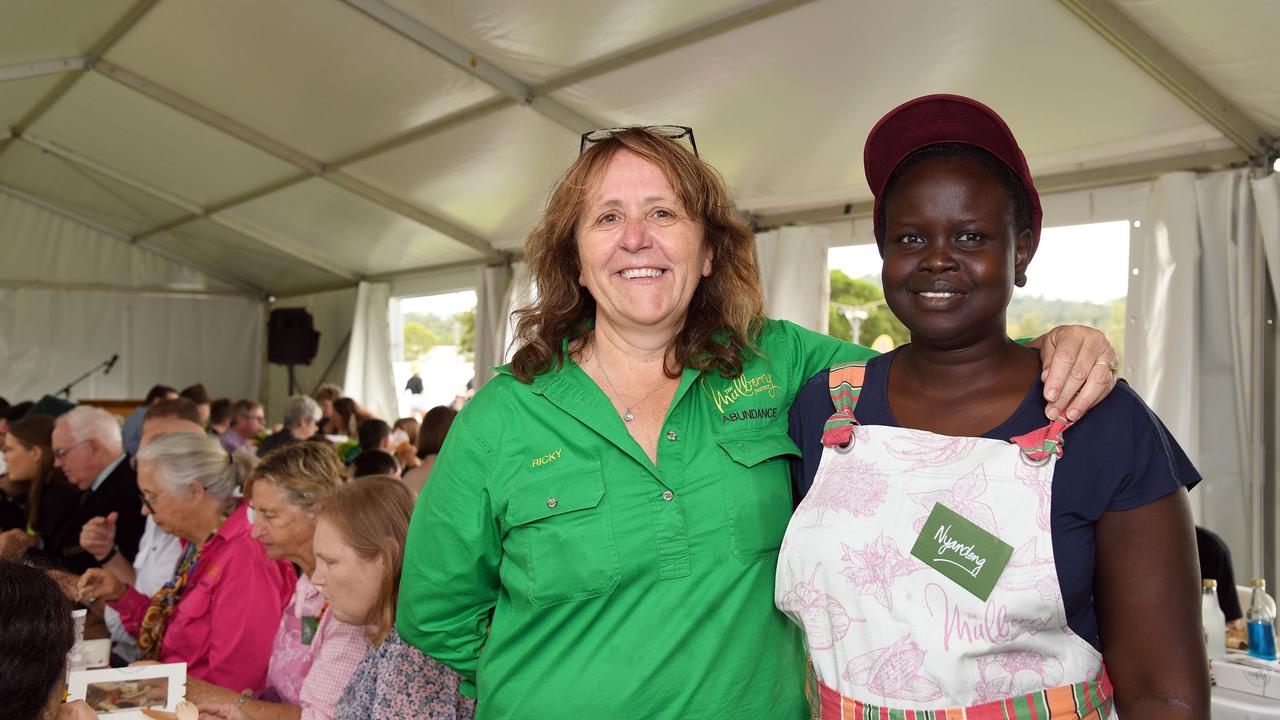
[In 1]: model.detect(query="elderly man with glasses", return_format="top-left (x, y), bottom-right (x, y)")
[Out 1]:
top-left (32, 406), bottom-right (146, 575)
top-left (220, 399), bottom-right (267, 456)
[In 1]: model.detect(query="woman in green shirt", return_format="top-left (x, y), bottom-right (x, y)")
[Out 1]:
top-left (397, 127), bottom-right (1118, 720)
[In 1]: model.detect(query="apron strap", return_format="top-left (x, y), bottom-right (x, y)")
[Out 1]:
top-left (822, 362), bottom-right (867, 448)
top-left (1011, 416), bottom-right (1074, 463)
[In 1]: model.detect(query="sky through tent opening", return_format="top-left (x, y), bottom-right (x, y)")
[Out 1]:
top-left (392, 290), bottom-right (477, 417)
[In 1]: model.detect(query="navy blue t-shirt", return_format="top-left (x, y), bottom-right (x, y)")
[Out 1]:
top-left (788, 349), bottom-right (1201, 652)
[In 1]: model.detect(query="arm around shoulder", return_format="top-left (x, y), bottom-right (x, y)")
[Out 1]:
top-left (769, 318), bottom-right (877, 391)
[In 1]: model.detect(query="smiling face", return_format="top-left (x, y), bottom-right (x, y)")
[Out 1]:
top-left (310, 518), bottom-right (385, 626)
top-left (575, 149), bottom-right (713, 338)
top-left (880, 156), bottom-right (1034, 347)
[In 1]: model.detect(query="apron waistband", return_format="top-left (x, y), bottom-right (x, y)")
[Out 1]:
top-left (810, 668), bottom-right (1114, 720)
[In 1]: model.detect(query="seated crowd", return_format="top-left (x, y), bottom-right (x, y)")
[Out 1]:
top-left (0, 383), bottom-right (465, 720)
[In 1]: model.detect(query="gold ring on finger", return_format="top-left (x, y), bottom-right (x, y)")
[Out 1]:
top-left (1094, 359), bottom-right (1118, 376)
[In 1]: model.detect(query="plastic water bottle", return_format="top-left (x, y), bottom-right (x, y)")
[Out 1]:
top-left (1202, 579), bottom-right (1227, 659)
top-left (1248, 578), bottom-right (1277, 661)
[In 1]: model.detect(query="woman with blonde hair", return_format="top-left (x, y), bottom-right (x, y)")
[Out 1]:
top-left (77, 433), bottom-right (296, 691)
top-left (315, 477), bottom-right (474, 718)
top-left (190, 442), bottom-right (366, 720)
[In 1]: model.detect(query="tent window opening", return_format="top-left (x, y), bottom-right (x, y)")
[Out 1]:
top-left (391, 290), bottom-right (477, 418)
top-left (826, 220), bottom-right (1130, 363)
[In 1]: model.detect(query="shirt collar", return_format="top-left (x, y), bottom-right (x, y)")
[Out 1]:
top-left (90, 454), bottom-right (126, 493)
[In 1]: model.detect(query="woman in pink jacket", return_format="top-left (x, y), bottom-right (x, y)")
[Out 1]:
top-left (79, 432), bottom-right (296, 692)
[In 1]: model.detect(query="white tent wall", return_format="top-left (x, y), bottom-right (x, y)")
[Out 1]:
top-left (0, 286), bottom-right (262, 403)
top-left (0, 191), bottom-right (262, 403)
top-left (263, 287), bottom-right (358, 425)
top-left (0, 191), bottom-right (240, 296)
top-left (756, 225), bottom-right (831, 332)
top-left (1126, 168), bottom-right (1265, 583)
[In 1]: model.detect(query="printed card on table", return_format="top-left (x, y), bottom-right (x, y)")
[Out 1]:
top-left (66, 662), bottom-right (186, 719)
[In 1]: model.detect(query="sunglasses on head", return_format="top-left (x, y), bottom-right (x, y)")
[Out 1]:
top-left (579, 125), bottom-right (698, 157)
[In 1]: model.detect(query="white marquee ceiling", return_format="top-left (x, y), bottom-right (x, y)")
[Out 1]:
top-left (0, 0), bottom-right (1275, 297)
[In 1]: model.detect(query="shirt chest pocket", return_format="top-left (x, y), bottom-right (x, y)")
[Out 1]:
top-left (503, 462), bottom-right (621, 609)
top-left (166, 580), bottom-right (215, 654)
top-left (718, 431), bottom-right (801, 563)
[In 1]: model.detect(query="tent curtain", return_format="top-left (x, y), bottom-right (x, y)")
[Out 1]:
top-left (1127, 168), bottom-right (1259, 578)
top-left (474, 264), bottom-right (514, 389)
top-left (1250, 171), bottom-right (1280, 582)
top-left (343, 281), bottom-right (397, 422)
top-left (501, 261), bottom-right (536, 365)
top-left (1252, 173), bottom-right (1280, 296)
top-left (755, 225), bottom-right (831, 332)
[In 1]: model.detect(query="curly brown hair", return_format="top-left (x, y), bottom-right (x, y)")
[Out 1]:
top-left (510, 127), bottom-right (763, 383)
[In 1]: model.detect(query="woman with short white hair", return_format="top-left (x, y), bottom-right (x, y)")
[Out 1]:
top-left (258, 396), bottom-right (323, 458)
top-left (78, 433), bottom-right (296, 692)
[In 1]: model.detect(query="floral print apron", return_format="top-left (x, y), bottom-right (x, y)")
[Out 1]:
top-left (776, 363), bottom-right (1114, 719)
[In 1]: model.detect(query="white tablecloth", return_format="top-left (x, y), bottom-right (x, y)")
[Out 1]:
top-left (1213, 686), bottom-right (1280, 719)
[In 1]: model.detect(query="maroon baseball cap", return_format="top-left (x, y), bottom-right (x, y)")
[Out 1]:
top-left (864, 94), bottom-right (1042, 243)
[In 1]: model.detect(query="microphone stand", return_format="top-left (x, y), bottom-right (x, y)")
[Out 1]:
top-left (55, 354), bottom-right (118, 400)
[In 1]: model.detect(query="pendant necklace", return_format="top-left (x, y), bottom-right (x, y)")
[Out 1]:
top-left (593, 346), bottom-right (670, 423)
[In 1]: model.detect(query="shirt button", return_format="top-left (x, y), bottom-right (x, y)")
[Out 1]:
top-left (546, 497), bottom-right (558, 509)
top-left (662, 490), bottom-right (674, 502)
top-left (666, 430), bottom-right (678, 441)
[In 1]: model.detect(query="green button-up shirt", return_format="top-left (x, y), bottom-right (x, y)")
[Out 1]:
top-left (398, 319), bottom-right (877, 719)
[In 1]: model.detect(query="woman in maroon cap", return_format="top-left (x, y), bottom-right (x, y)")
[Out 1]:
top-left (778, 95), bottom-right (1207, 719)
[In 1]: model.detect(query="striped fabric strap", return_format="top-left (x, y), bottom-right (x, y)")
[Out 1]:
top-left (822, 362), bottom-right (867, 448)
top-left (1010, 415), bottom-right (1073, 462)
top-left (814, 667), bottom-right (1114, 720)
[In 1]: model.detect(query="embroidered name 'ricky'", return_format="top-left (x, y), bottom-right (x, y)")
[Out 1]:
top-left (706, 373), bottom-right (781, 413)
top-left (531, 449), bottom-right (563, 468)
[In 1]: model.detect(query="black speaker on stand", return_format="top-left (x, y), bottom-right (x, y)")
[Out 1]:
top-left (268, 308), bottom-right (320, 395)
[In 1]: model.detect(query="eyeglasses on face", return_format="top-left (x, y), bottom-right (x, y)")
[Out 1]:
top-left (579, 125), bottom-right (698, 157)
top-left (52, 439), bottom-right (90, 460)
top-left (138, 486), bottom-right (184, 513)
top-left (138, 489), bottom-right (161, 513)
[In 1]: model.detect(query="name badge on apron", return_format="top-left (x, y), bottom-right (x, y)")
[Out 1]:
top-left (910, 502), bottom-right (1014, 601)
top-left (300, 615), bottom-right (321, 645)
